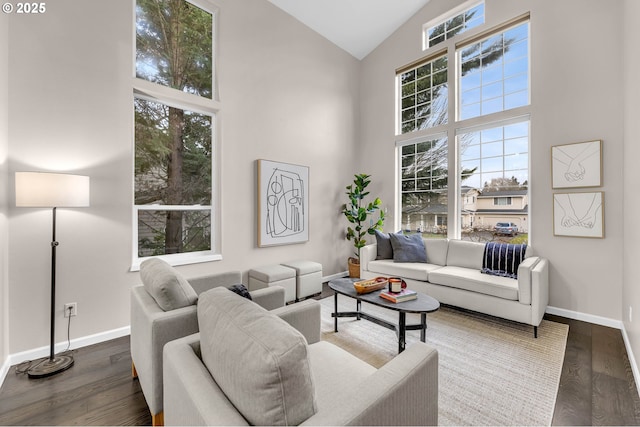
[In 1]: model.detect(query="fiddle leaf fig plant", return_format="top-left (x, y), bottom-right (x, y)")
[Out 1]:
top-left (342, 173), bottom-right (385, 260)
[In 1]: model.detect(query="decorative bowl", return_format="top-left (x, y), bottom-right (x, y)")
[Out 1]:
top-left (353, 277), bottom-right (388, 294)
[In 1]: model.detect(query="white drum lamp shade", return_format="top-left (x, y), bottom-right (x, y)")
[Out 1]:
top-left (15, 172), bottom-right (90, 207)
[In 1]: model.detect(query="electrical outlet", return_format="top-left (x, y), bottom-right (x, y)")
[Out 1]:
top-left (64, 302), bottom-right (77, 317)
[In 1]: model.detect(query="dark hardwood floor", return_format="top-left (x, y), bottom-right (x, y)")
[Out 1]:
top-left (547, 314), bottom-right (640, 426)
top-left (1, 309), bottom-right (640, 425)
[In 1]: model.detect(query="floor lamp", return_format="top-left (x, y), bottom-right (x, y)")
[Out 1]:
top-left (15, 172), bottom-right (90, 379)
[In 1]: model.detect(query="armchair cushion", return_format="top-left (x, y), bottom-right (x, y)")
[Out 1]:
top-left (140, 258), bottom-right (197, 311)
top-left (198, 287), bottom-right (317, 426)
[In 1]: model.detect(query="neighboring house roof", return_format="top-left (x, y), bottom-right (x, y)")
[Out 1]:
top-left (402, 203), bottom-right (448, 215)
top-left (478, 189), bottom-right (528, 198)
top-left (473, 205), bottom-right (529, 215)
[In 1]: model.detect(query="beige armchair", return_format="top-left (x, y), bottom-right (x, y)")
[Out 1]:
top-left (163, 288), bottom-right (439, 426)
top-left (130, 259), bottom-right (285, 426)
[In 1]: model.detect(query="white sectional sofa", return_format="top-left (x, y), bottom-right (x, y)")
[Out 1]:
top-left (360, 238), bottom-right (549, 337)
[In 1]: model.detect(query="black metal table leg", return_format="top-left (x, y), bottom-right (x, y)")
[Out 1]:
top-left (356, 299), bottom-right (361, 320)
top-left (421, 313), bottom-right (427, 342)
top-left (333, 291), bottom-right (338, 332)
top-left (398, 312), bottom-right (406, 353)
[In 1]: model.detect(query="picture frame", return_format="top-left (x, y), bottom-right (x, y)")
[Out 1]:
top-left (551, 140), bottom-right (602, 189)
top-left (257, 159), bottom-right (309, 247)
top-left (553, 191), bottom-right (604, 238)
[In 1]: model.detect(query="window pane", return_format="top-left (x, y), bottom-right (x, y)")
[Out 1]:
top-left (398, 55), bottom-right (448, 133)
top-left (135, 98), bottom-right (212, 206)
top-left (136, 0), bottom-right (213, 99)
top-left (400, 137), bottom-right (448, 237)
top-left (425, 2), bottom-right (485, 49)
top-left (458, 121), bottom-right (529, 243)
top-left (138, 210), bottom-right (211, 256)
top-left (458, 22), bottom-right (530, 120)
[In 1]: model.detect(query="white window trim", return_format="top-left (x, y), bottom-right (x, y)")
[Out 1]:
top-left (131, 0), bottom-right (222, 269)
top-left (396, 13), bottom-right (531, 241)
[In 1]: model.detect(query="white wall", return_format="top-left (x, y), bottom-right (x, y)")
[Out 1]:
top-left (623, 0), bottom-right (640, 370)
top-left (6, 0), bottom-right (360, 354)
top-left (1, 9), bottom-right (9, 368)
top-left (360, 0), bottom-right (625, 320)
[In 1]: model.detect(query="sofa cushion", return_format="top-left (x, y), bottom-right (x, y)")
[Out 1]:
top-left (374, 230), bottom-right (401, 260)
top-left (197, 287), bottom-right (317, 426)
top-left (446, 240), bottom-right (485, 270)
top-left (140, 258), bottom-right (198, 311)
top-left (423, 238), bottom-right (449, 266)
top-left (390, 233), bottom-right (427, 263)
top-left (367, 260), bottom-right (441, 282)
top-left (428, 266), bottom-right (519, 300)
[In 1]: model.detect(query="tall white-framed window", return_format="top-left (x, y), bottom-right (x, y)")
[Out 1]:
top-left (397, 8), bottom-right (531, 243)
top-left (133, 0), bottom-right (220, 268)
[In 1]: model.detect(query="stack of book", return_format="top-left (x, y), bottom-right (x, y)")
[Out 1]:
top-left (379, 288), bottom-right (417, 303)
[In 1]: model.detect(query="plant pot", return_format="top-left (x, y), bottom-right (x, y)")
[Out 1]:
top-left (348, 257), bottom-right (360, 278)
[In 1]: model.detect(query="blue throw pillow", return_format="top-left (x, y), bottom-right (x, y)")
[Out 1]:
top-left (389, 233), bottom-right (427, 263)
top-left (481, 242), bottom-right (527, 279)
top-left (374, 230), bottom-right (402, 260)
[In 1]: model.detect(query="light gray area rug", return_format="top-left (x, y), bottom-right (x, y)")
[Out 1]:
top-left (319, 295), bottom-right (568, 426)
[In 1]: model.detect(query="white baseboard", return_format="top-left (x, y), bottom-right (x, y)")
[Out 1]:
top-left (0, 325), bottom-right (130, 387)
top-left (546, 305), bottom-right (623, 329)
top-left (620, 324), bottom-right (640, 399)
top-left (0, 357), bottom-right (9, 391)
top-left (322, 271), bottom-right (348, 282)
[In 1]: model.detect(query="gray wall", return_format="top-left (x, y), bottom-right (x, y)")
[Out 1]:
top-left (623, 0), bottom-right (640, 376)
top-left (6, 0), bottom-right (359, 355)
top-left (360, 0), bottom-right (625, 321)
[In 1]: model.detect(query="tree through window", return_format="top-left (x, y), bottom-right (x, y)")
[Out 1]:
top-left (134, 0), bottom-right (217, 263)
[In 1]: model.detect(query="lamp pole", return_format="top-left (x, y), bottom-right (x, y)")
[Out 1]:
top-left (49, 206), bottom-right (58, 362)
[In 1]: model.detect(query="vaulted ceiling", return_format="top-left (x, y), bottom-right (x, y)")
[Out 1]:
top-left (267, 0), bottom-right (431, 60)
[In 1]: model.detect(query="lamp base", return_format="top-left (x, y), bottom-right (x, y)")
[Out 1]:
top-left (27, 354), bottom-right (74, 379)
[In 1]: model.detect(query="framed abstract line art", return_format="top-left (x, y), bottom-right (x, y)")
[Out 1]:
top-left (257, 159), bottom-right (309, 247)
top-left (553, 192), bottom-right (604, 238)
top-left (551, 140), bottom-right (602, 189)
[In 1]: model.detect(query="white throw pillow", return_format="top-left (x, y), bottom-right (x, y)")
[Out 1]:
top-left (140, 258), bottom-right (197, 311)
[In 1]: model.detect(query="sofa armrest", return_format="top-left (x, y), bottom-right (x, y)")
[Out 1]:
top-left (250, 285), bottom-right (286, 310)
top-left (360, 244), bottom-right (378, 273)
top-left (303, 342), bottom-right (438, 426)
top-left (187, 271), bottom-right (242, 295)
top-left (531, 258), bottom-right (549, 326)
top-left (163, 334), bottom-right (249, 426)
top-left (517, 256), bottom-right (540, 305)
top-left (271, 299), bottom-right (321, 344)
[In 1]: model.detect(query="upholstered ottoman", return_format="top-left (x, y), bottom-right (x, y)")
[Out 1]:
top-left (281, 260), bottom-right (322, 301)
top-left (249, 265), bottom-right (296, 303)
